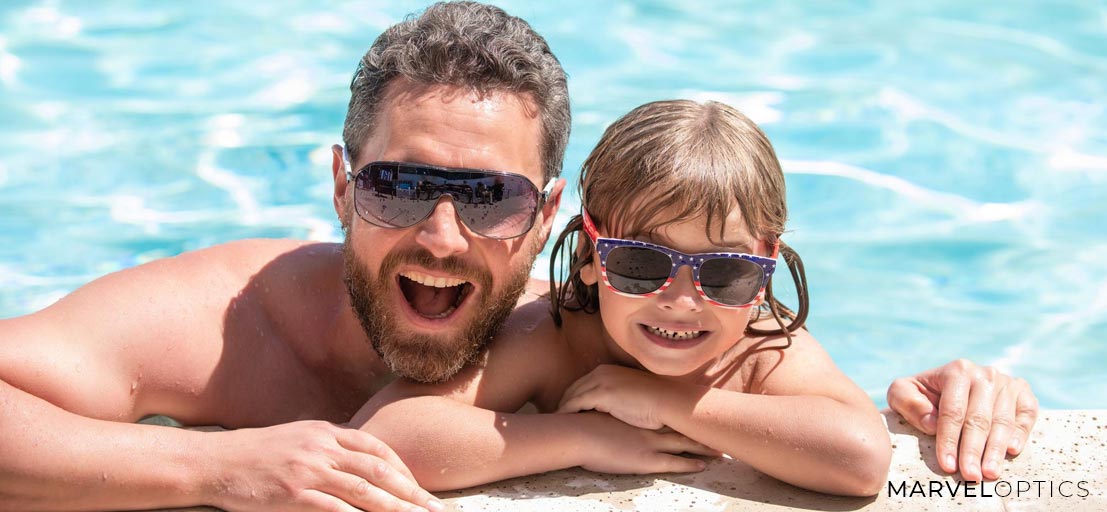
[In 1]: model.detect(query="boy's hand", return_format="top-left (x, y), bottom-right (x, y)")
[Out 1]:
top-left (558, 364), bottom-right (674, 430)
top-left (575, 412), bottom-right (719, 474)
top-left (211, 421), bottom-right (442, 512)
top-left (887, 360), bottom-right (1038, 482)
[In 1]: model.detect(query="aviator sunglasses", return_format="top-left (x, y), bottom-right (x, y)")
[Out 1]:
top-left (582, 210), bottom-right (779, 308)
top-left (345, 150), bottom-right (555, 240)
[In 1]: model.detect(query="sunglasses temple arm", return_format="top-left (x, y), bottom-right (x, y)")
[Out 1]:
top-left (540, 177), bottom-right (557, 202)
top-left (342, 146), bottom-right (354, 182)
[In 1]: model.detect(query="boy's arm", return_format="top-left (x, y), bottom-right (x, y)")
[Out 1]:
top-left (352, 302), bottom-right (715, 491)
top-left (558, 328), bottom-right (892, 497)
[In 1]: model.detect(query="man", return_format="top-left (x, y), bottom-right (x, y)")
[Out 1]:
top-left (0, 2), bottom-right (1037, 510)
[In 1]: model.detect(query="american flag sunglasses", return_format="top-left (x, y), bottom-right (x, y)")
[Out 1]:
top-left (581, 210), bottom-right (778, 308)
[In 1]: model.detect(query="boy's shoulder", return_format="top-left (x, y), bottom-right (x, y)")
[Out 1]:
top-left (728, 315), bottom-right (824, 393)
top-left (469, 297), bottom-right (576, 398)
top-left (489, 300), bottom-right (609, 410)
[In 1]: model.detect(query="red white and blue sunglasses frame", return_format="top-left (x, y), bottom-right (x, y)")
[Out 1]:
top-left (581, 209), bottom-right (779, 308)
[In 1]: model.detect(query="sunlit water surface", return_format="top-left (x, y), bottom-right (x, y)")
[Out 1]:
top-left (1, 1), bottom-right (1105, 408)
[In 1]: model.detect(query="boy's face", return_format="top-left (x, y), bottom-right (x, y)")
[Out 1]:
top-left (582, 206), bottom-right (771, 377)
top-left (332, 80), bottom-right (563, 383)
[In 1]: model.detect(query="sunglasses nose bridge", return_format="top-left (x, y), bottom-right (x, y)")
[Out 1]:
top-left (413, 196), bottom-right (471, 258)
top-left (655, 263), bottom-right (704, 311)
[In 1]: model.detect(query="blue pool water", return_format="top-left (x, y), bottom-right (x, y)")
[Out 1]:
top-left (1, 1), bottom-right (1105, 408)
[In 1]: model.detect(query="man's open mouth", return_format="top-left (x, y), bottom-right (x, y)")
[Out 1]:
top-left (398, 270), bottom-right (475, 319)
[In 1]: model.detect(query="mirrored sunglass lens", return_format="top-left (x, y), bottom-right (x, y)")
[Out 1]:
top-left (455, 176), bottom-right (538, 237)
top-left (605, 247), bottom-right (672, 294)
top-left (699, 258), bottom-right (765, 305)
top-left (355, 170), bottom-right (430, 227)
top-left (357, 165), bottom-right (538, 237)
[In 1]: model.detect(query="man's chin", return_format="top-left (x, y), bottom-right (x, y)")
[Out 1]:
top-left (376, 336), bottom-right (477, 384)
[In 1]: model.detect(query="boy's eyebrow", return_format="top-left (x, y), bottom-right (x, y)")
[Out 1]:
top-left (706, 242), bottom-right (755, 254)
top-left (630, 233), bottom-right (755, 254)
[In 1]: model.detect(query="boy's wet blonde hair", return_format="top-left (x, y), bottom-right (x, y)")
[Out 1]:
top-left (550, 99), bottom-right (809, 341)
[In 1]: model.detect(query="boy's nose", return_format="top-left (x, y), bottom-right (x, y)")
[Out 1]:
top-left (655, 265), bottom-right (704, 312)
top-left (414, 197), bottom-right (470, 259)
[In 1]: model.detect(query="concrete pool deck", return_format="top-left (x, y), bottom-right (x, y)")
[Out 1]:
top-left (159, 409), bottom-right (1105, 512)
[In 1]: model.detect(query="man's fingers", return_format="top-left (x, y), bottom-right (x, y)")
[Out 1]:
top-left (956, 372), bottom-right (996, 482)
top-left (934, 370), bottom-right (970, 474)
top-left (341, 453), bottom-right (440, 509)
top-left (980, 383), bottom-right (1018, 480)
top-left (319, 472), bottom-right (429, 512)
top-left (337, 428), bottom-right (418, 482)
top-left (1010, 379), bottom-right (1039, 455)
top-left (887, 377), bottom-right (940, 435)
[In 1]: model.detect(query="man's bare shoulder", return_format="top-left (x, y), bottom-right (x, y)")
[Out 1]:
top-left (0, 238), bottom-right (339, 422)
top-left (167, 238), bottom-right (334, 277)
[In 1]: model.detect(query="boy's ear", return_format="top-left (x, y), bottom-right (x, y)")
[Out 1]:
top-left (580, 260), bottom-right (598, 285)
top-left (575, 233), bottom-right (598, 285)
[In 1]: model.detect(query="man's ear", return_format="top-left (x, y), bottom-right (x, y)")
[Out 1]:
top-left (332, 144), bottom-right (350, 227)
top-left (537, 177), bottom-right (567, 243)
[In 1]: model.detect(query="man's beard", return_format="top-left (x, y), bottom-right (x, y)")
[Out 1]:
top-left (342, 233), bottom-right (535, 384)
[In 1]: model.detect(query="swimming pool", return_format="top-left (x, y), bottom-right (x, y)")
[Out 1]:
top-left (1, 1), bottom-right (1104, 408)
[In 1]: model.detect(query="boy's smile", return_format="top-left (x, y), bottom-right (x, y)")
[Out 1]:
top-left (586, 206), bottom-right (770, 377)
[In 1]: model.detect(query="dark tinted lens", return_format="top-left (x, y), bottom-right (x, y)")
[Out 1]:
top-left (354, 163), bottom-right (539, 238)
top-left (605, 246), bottom-right (673, 294)
top-left (354, 167), bottom-right (431, 227)
top-left (454, 175), bottom-right (538, 238)
top-left (699, 258), bottom-right (765, 305)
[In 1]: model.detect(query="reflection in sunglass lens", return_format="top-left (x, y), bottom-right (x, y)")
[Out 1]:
top-left (605, 246), bottom-right (672, 294)
top-left (353, 163), bottom-right (540, 239)
top-left (699, 258), bottom-right (765, 305)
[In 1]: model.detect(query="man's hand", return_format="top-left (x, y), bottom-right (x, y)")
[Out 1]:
top-left (887, 360), bottom-right (1038, 482)
top-left (557, 364), bottom-right (674, 430)
top-left (211, 421), bottom-right (443, 512)
top-left (574, 412), bottom-right (720, 474)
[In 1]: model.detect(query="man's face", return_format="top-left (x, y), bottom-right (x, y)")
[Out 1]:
top-left (332, 81), bottom-right (561, 383)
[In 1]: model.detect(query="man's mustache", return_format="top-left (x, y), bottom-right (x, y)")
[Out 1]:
top-left (380, 248), bottom-right (490, 284)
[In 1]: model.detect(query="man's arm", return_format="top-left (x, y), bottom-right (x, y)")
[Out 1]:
top-left (0, 243), bottom-right (440, 512)
top-left (887, 360), bottom-right (1039, 481)
top-left (0, 255), bottom-right (231, 509)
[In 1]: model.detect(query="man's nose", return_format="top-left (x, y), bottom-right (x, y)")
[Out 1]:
top-left (655, 265), bottom-right (704, 312)
top-left (414, 196), bottom-right (470, 258)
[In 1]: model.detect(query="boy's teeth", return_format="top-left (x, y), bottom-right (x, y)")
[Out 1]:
top-left (400, 271), bottom-right (467, 288)
top-left (645, 325), bottom-right (705, 340)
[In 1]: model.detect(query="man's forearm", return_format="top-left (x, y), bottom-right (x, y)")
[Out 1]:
top-left (358, 396), bottom-right (591, 491)
top-left (0, 380), bottom-right (211, 511)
